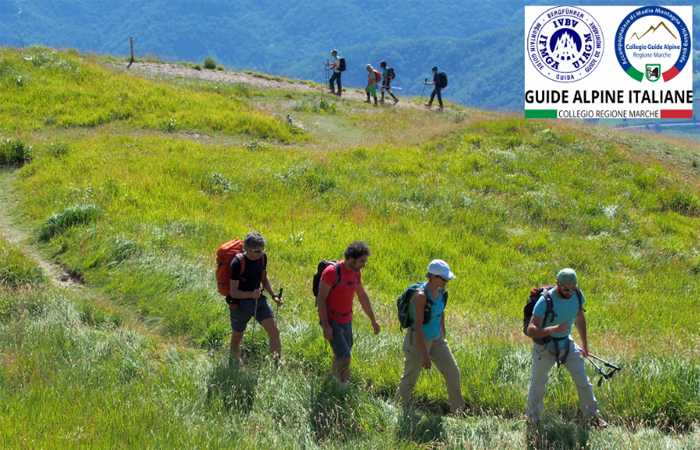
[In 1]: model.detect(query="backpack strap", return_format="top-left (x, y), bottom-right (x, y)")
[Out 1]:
top-left (234, 253), bottom-right (246, 277)
top-left (574, 288), bottom-right (586, 313)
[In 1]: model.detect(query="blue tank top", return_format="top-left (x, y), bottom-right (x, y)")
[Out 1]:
top-left (412, 282), bottom-right (445, 339)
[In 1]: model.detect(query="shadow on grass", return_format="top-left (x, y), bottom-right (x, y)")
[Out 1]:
top-left (526, 416), bottom-right (590, 450)
top-left (206, 357), bottom-right (260, 415)
top-left (395, 409), bottom-right (446, 447)
top-left (308, 377), bottom-right (363, 444)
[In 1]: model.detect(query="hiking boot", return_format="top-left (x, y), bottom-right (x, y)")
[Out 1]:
top-left (379, 98), bottom-right (384, 103)
top-left (364, 100), bottom-right (371, 104)
top-left (587, 416), bottom-right (608, 430)
top-left (394, 98), bottom-right (399, 104)
top-left (438, 105), bottom-right (444, 111)
top-left (329, 89), bottom-right (336, 94)
top-left (335, 92), bottom-right (342, 97)
top-left (424, 104), bottom-right (432, 109)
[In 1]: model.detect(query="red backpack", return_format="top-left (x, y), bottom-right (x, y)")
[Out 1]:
top-left (216, 239), bottom-right (267, 296)
top-left (373, 69), bottom-right (382, 83)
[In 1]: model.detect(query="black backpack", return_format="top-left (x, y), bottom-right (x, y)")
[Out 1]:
top-left (338, 57), bottom-right (346, 72)
top-left (312, 260), bottom-right (359, 296)
top-left (387, 67), bottom-right (396, 80)
top-left (438, 72), bottom-right (448, 88)
top-left (523, 286), bottom-right (583, 345)
top-left (397, 283), bottom-right (448, 329)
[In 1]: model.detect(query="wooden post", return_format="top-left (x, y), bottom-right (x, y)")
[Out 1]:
top-left (128, 36), bottom-right (134, 68)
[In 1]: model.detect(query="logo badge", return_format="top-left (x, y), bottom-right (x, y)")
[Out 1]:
top-left (615, 6), bottom-right (691, 83)
top-left (527, 6), bottom-right (604, 83)
top-left (645, 64), bottom-right (661, 82)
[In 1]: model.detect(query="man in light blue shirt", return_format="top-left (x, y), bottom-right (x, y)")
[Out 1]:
top-left (525, 268), bottom-right (607, 428)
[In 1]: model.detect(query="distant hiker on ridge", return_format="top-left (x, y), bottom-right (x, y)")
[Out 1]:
top-left (326, 49), bottom-right (343, 97)
top-left (379, 60), bottom-right (399, 105)
top-left (365, 64), bottom-right (380, 106)
top-left (424, 66), bottom-right (445, 110)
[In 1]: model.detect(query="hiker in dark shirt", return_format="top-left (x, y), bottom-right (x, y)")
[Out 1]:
top-left (227, 232), bottom-right (283, 361)
top-left (326, 49), bottom-right (342, 96)
top-left (379, 60), bottom-right (399, 105)
top-left (424, 66), bottom-right (443, 110)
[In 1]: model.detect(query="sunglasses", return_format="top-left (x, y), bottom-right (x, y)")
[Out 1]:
top-left (249, 248), bottom-right (264, 253)
top-left (559, 285), bottom-right (578, 292)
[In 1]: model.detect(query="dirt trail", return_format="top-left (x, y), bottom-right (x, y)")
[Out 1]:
top-left (0, 171), bottom-right (82, 289)
top-left (110, 61), bottom-right (423, 109)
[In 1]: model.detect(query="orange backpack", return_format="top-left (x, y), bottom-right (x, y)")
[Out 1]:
top-left (373, 69), bottom-right (382, 83)
top-left (216, 239), bottom-right (244, 296)
top-left (216, 239), bottom-right (268, 296)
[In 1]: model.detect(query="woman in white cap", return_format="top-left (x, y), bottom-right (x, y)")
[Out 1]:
top-left (396, 259), bottom-right (466, 414)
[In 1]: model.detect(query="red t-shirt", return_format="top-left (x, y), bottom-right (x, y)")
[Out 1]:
top-left (320, 260), bottom-right (361, 324)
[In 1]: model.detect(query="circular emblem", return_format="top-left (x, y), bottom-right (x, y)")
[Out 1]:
top-left (615, 6), bottom-right (691, 83)
top-left (527, 6), bottom-right (604, 83)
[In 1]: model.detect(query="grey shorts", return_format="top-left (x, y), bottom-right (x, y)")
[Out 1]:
top-left (229, 296), bottom-right (274, 332)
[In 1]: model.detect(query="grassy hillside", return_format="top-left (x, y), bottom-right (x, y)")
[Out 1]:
top-left (2, 46), bottom-right (700, 449)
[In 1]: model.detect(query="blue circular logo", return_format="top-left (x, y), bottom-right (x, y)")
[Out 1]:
top-left (527, 6), bottom-right (604, 83)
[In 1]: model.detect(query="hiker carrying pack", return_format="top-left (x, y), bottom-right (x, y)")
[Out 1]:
top-left (397, 283), bottom-right (449, 329)
top-left (523, 285), bottom-right (584, 366)
top-left (313, 260), bottom-right (358, 317)
top-left (396, 259), bottom-right (466, 413)
top-left (338, 57), bottom-right (346, 72)
top-left (525, 268), bottom-right (603, 426)
top-left (216, 238), bottom-right (266, 299)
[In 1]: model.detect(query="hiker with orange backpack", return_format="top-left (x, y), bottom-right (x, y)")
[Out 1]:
top-left (364, 64), bottom-right (380, 106)
top-left (218, 232), bottom-right (283, 361)
top-left (315, 241), bottom-right (381, 386)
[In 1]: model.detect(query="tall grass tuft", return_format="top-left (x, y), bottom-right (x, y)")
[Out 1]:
top-left (0, 138), bottom-right (32, 167)
top-left (39, 204), bottom-right (103, 241)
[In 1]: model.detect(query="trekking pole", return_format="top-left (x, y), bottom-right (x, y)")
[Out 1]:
top-left (275, 287), bottom-right (284, 319)
top-left (420, 78), bottom-right (427, 102)
top-left (577, 346), bottom-right (622, 386)
top-left (325, 58), bottom-right (329, 89)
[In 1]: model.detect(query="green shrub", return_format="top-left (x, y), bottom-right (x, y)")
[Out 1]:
top-left (216, 65), bottom-right (225, 71)
top-left (193, 65), bottom-right (202, 71)
top-left (203, 57), bottom-right (216, 70)
top-left (39, 204), bottom-right (103, 241)
top-left (0, 138), bottom-right (33, 167)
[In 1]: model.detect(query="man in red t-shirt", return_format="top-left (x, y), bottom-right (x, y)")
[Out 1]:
top-left (316, 241), bottom-right (381, 385)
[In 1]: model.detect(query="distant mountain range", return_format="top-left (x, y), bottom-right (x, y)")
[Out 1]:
top-left (1, 0), bottom-right (698, 110)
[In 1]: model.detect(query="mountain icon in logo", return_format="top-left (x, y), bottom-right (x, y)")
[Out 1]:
top-left (628, 21), bottom-right (677, 41)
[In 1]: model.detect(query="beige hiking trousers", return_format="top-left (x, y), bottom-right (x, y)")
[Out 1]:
top-left (397, 328), bottom-right (466, 413)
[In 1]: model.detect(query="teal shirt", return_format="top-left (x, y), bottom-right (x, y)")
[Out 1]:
top-left (533, 288), bottom-right (586, 349)
top-left (411, 282), bottom-right (445, 339)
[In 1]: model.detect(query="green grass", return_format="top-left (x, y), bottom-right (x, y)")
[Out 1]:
top-left (1, 46), bottom-right (700, 448)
